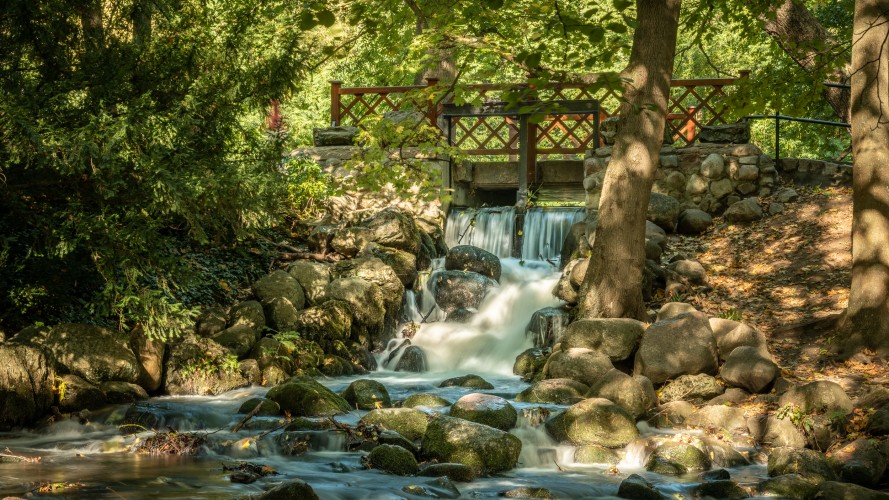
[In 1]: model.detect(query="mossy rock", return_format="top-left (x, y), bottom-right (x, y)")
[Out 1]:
top-left (438, 374), bottom-right (493, 390)
top-left (319, 355), bottom-right (355, 377)
top-left (515, 378), bottom-right (588, 405)
top-left (544, 398), bottom-right (639, 447)
top-left (284, 417), bottom-right (336, 431)
top-left (402, 393), bottom-right (451, 409)
top-left (341, 379), bottom-right (391, 410)
top-left (360, 408), bottom-right (428, 441)
top-left (265, 378), bottom-right (351, 417)
top-left (574, 444), bottom-right (620, 465)
top-left (500, 487), bottom-right (553, 498)
top-left (422, 415), bottom-right (522, 474)
top-left (646, 442), bottom-right (711, 475)
top-left (367, 444), bottom-right (419, 475)
top-left (419, 463), bottom-right (476, 482)
top-left (449, 393), bottom-right (517, 431)
top-left (767, 447), bottom-right (837, 483)
top-left (756, 474), bottom-right (819, 499)
top-left (238, 398), bottom-right (281, 416)
top-left (693, 480), bottom-right (750, 499)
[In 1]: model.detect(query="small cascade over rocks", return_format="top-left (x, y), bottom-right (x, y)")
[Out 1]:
top-left (521, 207), bottom-right (585, 262)
top-left (445, 206), bottom-right (515, 258)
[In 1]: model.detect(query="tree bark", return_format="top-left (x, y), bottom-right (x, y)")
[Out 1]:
top-left (406, 0), bottom-right (457, 86)
top-left (577, 0), bottom-right (681, 320)
top-left (762, 0), bottom-right (851, 123)
top-left (840, 0), bottom-right (889, 356)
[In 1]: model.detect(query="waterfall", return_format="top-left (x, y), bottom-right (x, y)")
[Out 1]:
top-left (444, 207), bottom-right (516, 258)
top-left (521, 207), bottom-right (585, 262)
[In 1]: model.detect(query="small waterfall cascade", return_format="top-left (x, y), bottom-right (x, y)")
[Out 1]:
top-left (444, 206), bottom-right (516, 258)
top-left (526, 306), bottom-right (571, 348)
top-left (521, 207), bottom-right (585, 262)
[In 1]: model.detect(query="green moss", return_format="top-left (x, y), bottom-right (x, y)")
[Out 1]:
top-left (367, 444), bottom-right (419, 475)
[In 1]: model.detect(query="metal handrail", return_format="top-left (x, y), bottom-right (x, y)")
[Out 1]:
top-left (743, 114), bottom-right (850, 162)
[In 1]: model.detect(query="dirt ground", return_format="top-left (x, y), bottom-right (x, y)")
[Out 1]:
top-left (662, 181), bottom-right (889, 401)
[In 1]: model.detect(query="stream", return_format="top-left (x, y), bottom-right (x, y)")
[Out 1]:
top-left (0, 207), bottom-right (770, 498)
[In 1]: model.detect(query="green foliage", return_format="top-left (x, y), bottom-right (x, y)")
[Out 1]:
top-left (777, 403), bottom-right (815, 435)
top-left (281, 156), bottom-right (338, 219)
top-left (180, 353), bottom-right (241, 380)
top-left (718, 308), bottom-right (743, 321)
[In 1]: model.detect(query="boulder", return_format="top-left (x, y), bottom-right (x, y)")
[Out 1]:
top-left (647, 192), bottom-right (681, 232)
top-left (749, 414), bottom-right (807, 449)
top-left (395, 346), bottom-right (428, 372)
top-left (212, 324), bottom-right (257, 358)
top-left (668, 259), bottom-right (706, 285)
top-left (100, 381), bottom-right (149, 404)
top-left (544, 398), bottom-right (639, 447)
top-left (700, 436), bottom-right (750, 468)
top-left (129, 326), bottom-right (165, 392)
top-left (293, 300), bottom-right (352, 348)
top-left (419, 463), bottom-right (476, 482)
top-left (164, 335), bottom-right (249, 395)
top-left (57, 374), bottom-right (106, 413)
top-left (813, 481), bottom-right (889, 499)
top-left (195, 307), bottom-right (227, 337)
top-left (778, 380), bottom-right (853, 414)
top-left (867, 406), bottom-right (889, 435)
top-left (693, 480), bottom-right (750, 499)
top-left (439, 374), bottom-right (494, 390)
top-left (228, 300), bottom-right (265, 333)
top-left (370, 246), bottom-right (418, 287)
top-left (634, 312), bottom-right (718, 385)
top-left (359, 207), bottom-right (422, 254)
top-left (449, 393), bottom-right (517, 431)
top-left (647, 401), bottom-right (695, 427)
top-left (361, 408), bottom-right (428, 441)
top-left (313, 126), bottom-right (359, 146)
top-left (586, 369), bottom-right (655, 418)
top-left (341, 379), bottom-right (391, 410)
top-left (700, 153), bottom-right (726, 179)
top-left (677, 209), bottom-right (713, 235)
top-left (775, 187), bottom-right (800, 203)
top-left (513, 347), bottom-right (551, 382)
top-left (287, 261), bottom-right (330, 306)
top-left (263, 297), bottom-right (300, 333)
top-left (558, 318), bottom-right (645, 362)
top-left (43, 323), bottom-right (138, 384)
top-left (265, 378), bottom-right (351, 417)
top-left (402, 393), bottom-right (451, 409)
top-left (686, 405), bottom-right (750, 437)
top-left (709, 318), bottom-right (768, 360)
top-left (331, 226), bottom-right (373, 256)
top-left (768, 447), bottom-right (837, 482)
top-left (256, 479), bottom-right (320, 500)
top-left (445, 308), bottom-right (474, 323)
top-left (646, 442), bottom-right (711, 475)
top-left (432, 270), bottom-right (498, 313)
top-left (445, 245), bottom-right (501, 281)
top-left (526, 307), bottom-right (571, 348)
top-left (658, 373), bottom-right (724, 404)
top-left (253, 270), bottom-right (306, 312)
top-left (698, 123), bottom-right (750, 143)
top-left (515, 378), bottom-right (589, 405)
top-left (543, 348), bottom-right (614, 386)
top-left (559, 221), bottom-right (591, 269)
top-left (617, 473), bottom-right (666, 500)
top-left (367, 444), bottom-right (419, 475)
top-left (422, 415), bottom-right (522, 473)
top-left (332, 256), bottom-right (404, 320)
top-left (574, 444), bottom-right (620, 465)
top-left (756, 474), bottom-right (819, 499)
top-left (655, 302), bottom-right (698, 321)
top-left (322, 277), bottom-right (386, 330)
top-left (720, 346), bottom-right (779, 393)
top-left (831, 438), bottom-right (887, 487)
top-left (724, 198), bottom-right (763, 223)
top-left (238, 398), bottom-right (281, 416)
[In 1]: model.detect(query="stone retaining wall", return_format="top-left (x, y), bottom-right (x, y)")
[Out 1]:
top-left (777, 158), bottom-right (852, 187)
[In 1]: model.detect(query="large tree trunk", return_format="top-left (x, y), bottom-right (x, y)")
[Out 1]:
top-left (840, 0), bottom-right (889, 356)
top-left (762, 0), bottom-right (851, 123)
top-left (406, 0), bottom-right (457, 86)
top-left (577, 0), bottom-right (681, 320)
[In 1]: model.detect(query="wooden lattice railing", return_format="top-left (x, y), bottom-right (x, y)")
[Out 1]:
top-left (330, 72), bottom-right (748, 154)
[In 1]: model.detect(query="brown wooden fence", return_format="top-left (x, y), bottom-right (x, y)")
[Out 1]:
top-left (330, 72), bottom-right (748, 155)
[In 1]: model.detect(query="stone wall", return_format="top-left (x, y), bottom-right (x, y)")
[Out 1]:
top-left (777, 157), bottom-right (852, 187)
top-left (583, 143), bottom-right (776, 215)
top-left (292, 145), bottom-right (447, 223)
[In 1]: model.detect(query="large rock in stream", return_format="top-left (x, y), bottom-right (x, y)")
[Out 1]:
top-left (449, 393), bottom-right (517, 431)
top-left (543, 348), bottom-right (614, 386)
top-left (544, 398), bottom-right (639, 447)
top-left (445, 245), bottom-right (501, 281)
top-left (43, 323), bottom-right (139, 384)
top-left (634, 311), bottom-right (718, 385)
top-left (558, 318), bottom-right (645, 361)
top-left (164, 335), bottom-right (249, 395)
top-left (0, 343), bottom-right (55, 430)
top-left (266, 377), bottom-right (351, 417)
top-left (422, 415), bottom-right (522, 474)
top-left (432, 270), bottom-right (498, 313)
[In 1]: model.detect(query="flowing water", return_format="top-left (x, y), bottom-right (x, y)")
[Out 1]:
top-left (0, 208), bottom-right (768, 498)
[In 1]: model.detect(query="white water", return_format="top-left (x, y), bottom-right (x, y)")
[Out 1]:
top-left (521, 207), bottom-right (585, 262)
top-left (444, 207), bottom-right (516, 258)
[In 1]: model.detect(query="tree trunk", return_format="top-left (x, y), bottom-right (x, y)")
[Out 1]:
top-left (577, 0), bottom-right (681, 320)
top-left (407, 0), bottom-right (457, 86)
top-left (762, 0), bottom-right (851, 123)
top-left (840, 0), bottom-right (889, 356)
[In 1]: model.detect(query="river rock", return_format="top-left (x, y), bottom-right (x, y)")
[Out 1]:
top-left (618, 473), bottom-right (666, 500)
top-left (395, 346), bottom-right (428, 372)
top-left (574, 444), bottom-right (620, 465)
top-left (332, 256), bottom-right (404, 320)
top-left (129, 326), bottom-right (165, 392)
top-left (164, 335), bottom-right (249, 395)
top-left (331, 226), bottom-right (373, 256)
top-left (228, 300), bottom-right (265, 333)
top-left (361, 408), bottom-right (428, 441)
top-left (253, 270), bottom-right (306, 312)
top-left (445, 245), bottom-right (501, 281)
top-left (445, 308), bottom-right (473, 323)
top-left (700, 436), bottom-right (750, 467)
top-left (721, 346), bottom-right (779, 393)
top-left (677, 209), bottom-right (713, 234)
top-left (195, 307), bottom-right (227, 337)
top-left (655, 302), bottom-right (698, 321)
top-left (658, 373), bottom-right (724, 404)
top-left (513, 347), bottom-right (550, 382)
top-left (57, 374), bottom-right (106, 412)
top-left (370, 246), bottom-right (418, 287)
top-left (341, 379), bottom-right (391, 410)
top-left (668, 259), bottom-right (706, 285)
top-left (756, 474), bottom-right (819, 499)
top-left (813, 481), bottom-right (889, 499)
top-left (359, 207), bottom-right (422, 254)
top-left (100, 381), bottom-right (149, 403)
top-left (543, 348), bottom-right (614, 386)
top-left (403, 393), bottom-right (451, 409)
top-left (294, 300), bottom-right (352, 348)
top-left (544, 398), bottom-right (639, 447)
top-left (449, 393), bottom-right (517, 431)
top-left (43, 323), bottom-right (138, 384)
top-left (709, 318), bottom-right (768, 360)
top-left (749, 414), bottom-right (807, 448)
top-left (831, 438), bottom-right (887, 487)
top-left (256, 478), bottom-right (320, 500)
top-left (694, 480), bottom-right (750, 499)
top-left (686, 405), bottom-right (750, 437)
top-left (634, 312), bottom-right (718, 385)
top-left (647, 192), bottom-right (681, 232)
top-left (647, 442), bottom-right (711, 475)
top-left (516, 378), bottom-right (589, 405)
top-left (558, 318), bottom-right (645, 362)
top-left (266, 377), bottom-right (351, 417)
top-left (322, 277), bottom-right (385, 332)
top-left (367, 444), bottom-right (419, 475)
top-left (422, 415), bottom-right (522, 474)
top-left (648, 401), bottom-right (695, 427)
top-left (238, 398), bottom-right (281, 416)
top-left (419, 463), bottom-right (476, 482)
top-left (287, 261), bottom-right (330, 306)
top-left (586, 369), bottom-right (655, 418)
top-left (526, 307), bottom-right (570, 348)
top-left (778, 380), bottom-right (853, 414)
top-left (439, 374), bottom-right (494, 390)
top-left (213, 324), bottom-right (258, 358)
top-left (768, 447), bottom-right (837, 482)
top-left (432, 270), bottom-right (498, 313)
top-left (724, 198), bottom-right (763, 223)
